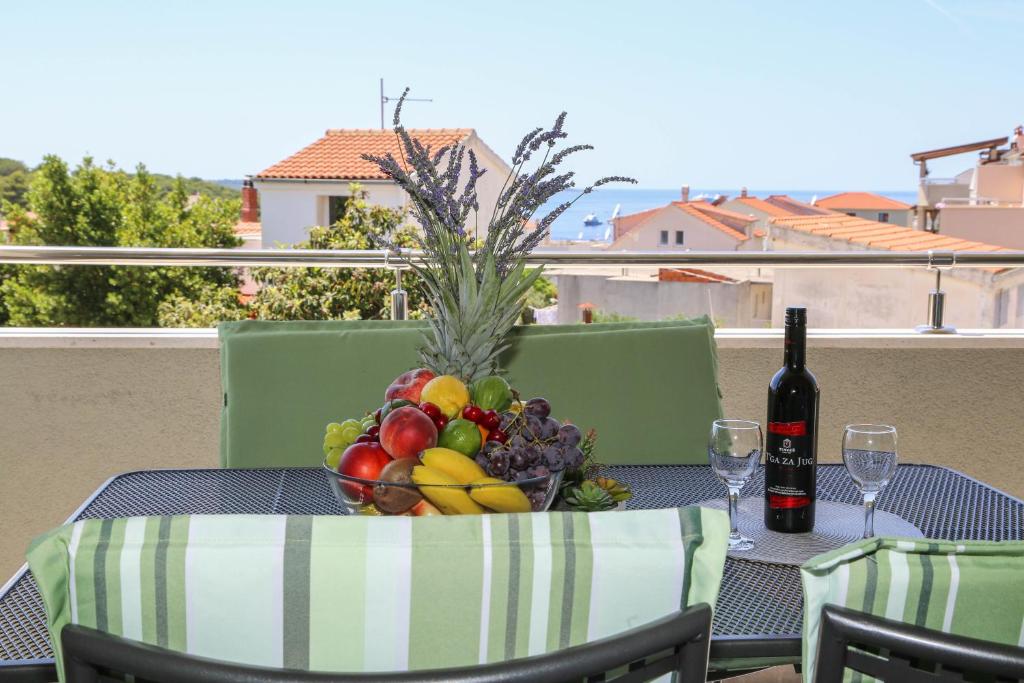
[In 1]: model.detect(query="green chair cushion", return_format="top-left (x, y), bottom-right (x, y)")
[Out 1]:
top-left (27, 506), bottom-right (728, 680)
top-left (801, 536), bottom-right (1024, 682)
top-left (218, 319), bottom-right (721, 468)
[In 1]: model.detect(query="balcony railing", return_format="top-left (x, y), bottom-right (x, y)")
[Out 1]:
top-left (2, 245), bottom-right (1024, 331)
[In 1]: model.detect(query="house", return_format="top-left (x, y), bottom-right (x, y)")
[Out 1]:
top-left (233, 178), bottom-right (262, 250)
top-left (719, 189), bottom-right (832, 237)
top-left (912, 125), bottom-right (1024, 248)
top-left (765, 213), bottom-right (1024, 328)
top-left (609, 190), bottom-right (759, 251)
top-left (813, 192), bottom-right (913, 226)
top-left (253, 128), bottom-right (511, 246)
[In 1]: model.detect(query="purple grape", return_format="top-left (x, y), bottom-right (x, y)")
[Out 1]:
top-left (528, 465), bottom-right (551, 478)
top-left (499, 412), bottom-right (516, 431)
top-left (522, 416), bottom-right (543, 441)
top-left (510, 435), bottom-right (527, 450)
top-left (566, 446), bottom-right (585, 469)
top-left (482, 440), bottom-right (502, 455)
top-left (557, 424), bottom-right (582, 447)
top-left (513, 470), bottom-right (532, 482)
top-left (524, 398), bottom-right (551, 419)
top-left (539, 418), bottom-right (560, 440)
top-left (525, 444), bottom-right (542, 465)
top-left (510, 449), bottom-right (528, 470)
top-left (488, 450), bottom-right (510, 476)
top-left (475, 453), bottom-right (490, 469)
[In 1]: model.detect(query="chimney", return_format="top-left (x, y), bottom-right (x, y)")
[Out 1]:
top-left (241, 177), bottom-right (259, 222)
top-left (740, 186), bottom-right (748, 198)
top-left (680, 185), bottom-right (690, 202)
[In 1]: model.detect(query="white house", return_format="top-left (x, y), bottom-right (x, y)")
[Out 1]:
top-left (814, 191), bottom-right (914, 226)
top-left (609, 196), bottom-right (760, 251)
top-left (253, 128), bottom-right (512, 246)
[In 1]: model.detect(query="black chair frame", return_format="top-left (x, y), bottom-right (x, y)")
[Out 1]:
top-left (62, 602), bottom-right (711, 683)
top-left (814, 604), bottom-right (1024, 682)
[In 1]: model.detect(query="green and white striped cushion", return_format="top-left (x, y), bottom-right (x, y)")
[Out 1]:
top-left (801, 537), bottom-right (1024, 683)
top-left (28, 507), bottom-right (728, 681)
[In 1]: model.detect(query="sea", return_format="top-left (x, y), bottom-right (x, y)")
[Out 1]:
top-left (537, 188), bottom-right (918, 242)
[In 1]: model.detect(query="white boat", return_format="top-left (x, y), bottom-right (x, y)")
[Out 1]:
top-left (583, 213), bottom-right (602, 226)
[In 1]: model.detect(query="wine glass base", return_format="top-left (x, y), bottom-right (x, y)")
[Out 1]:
top-left (728, 536), bottom-right (755, 551)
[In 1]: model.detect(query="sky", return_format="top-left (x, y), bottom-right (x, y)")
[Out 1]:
top-left (3, 0), bottom-right (1023, 191)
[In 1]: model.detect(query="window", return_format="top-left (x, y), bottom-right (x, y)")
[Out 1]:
top-left (328, 196), bottom-right (350, 225)
top-left (877, 212), bottom-right (890, 223)
top-left (845, 212), bottom-right (856, 217)
top-left (675, 230), bottom-right (684, 245)
top-left (995, 289), bottom-right (1010, 328)
top-left (659, 230), bottom-right (668, 245)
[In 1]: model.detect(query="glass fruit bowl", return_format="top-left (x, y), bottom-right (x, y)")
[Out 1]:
top-left (323, 459), bottom-right (563, 516)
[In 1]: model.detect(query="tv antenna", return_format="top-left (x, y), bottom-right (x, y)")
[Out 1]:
top-left (380, 78), bottom-right (432, 129)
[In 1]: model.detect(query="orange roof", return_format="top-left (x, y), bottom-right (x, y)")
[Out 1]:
top-left (768, 214), bottom-right (1007, 253)
top-left (234, 220), bottom-right (262, 236)
top-left (674, 202), bottom-right (751, 240)
top-left (730, 196), bottom-right (793, 217)
top-left (612, 206), bottom-right (662, 239)
top-left (257, 128), bottom-right (473, 180)
top-left (658, 268), bottom-right (738, 284)
top-left (816, 192), bottom-right (912, 211)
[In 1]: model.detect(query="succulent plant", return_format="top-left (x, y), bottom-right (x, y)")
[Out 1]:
top-left (563, 480), bottom-right (616, 512)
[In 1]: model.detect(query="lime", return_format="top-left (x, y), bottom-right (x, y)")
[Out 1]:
top-left (438, 418), bottom-right (483, 457)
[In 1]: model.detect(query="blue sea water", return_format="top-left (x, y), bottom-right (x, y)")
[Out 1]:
top-left (538, 188), bottom-right (918, 242)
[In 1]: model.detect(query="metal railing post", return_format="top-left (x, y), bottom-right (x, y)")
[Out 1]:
top-left (916, 251), bottom-right (956, 334)
top-left (388, 250), bottom-right (407, 321)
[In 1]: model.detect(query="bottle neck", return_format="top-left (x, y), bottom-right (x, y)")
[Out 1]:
top-left (784, 324), bottom-right (806, 369)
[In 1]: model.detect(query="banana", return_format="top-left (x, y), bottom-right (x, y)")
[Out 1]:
top-left (421, 447), bottom-right (487, 485)
top-left (469, 477), bottom-right (532, 513)
top-left (411, 465), bottom-right (484, 515)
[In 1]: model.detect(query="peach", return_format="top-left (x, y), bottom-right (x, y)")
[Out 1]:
top-left (379, 406), bottom-right (438, 459)
top-left (385, 368), bottom-right (436, 404)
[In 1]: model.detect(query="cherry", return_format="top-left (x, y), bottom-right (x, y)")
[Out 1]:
top-left (434, 415), bottom-right (449, 431)
top-left (487, 428), bottom-right (508, 444)
top-left (481, 410), bottom-right (501, 431)
top-left (373, 408), bottom-right (383, 424)
top-left (462, 405), bottom-right (484, 423)
top-left (419, 402), bottom-right (442, 420)
top-left (366, 425), bottom-right (380, 439)
top-left (355, 434), bottom-right (375, 444)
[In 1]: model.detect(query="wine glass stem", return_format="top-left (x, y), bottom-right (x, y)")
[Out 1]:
top-left (862, 491), bottom-right (877, 538)
top-left (728, 486), bottom-right (741, 540)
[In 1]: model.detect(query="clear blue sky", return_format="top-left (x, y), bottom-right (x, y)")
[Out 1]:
top-left (3, 0), bottom-right (1022, 190)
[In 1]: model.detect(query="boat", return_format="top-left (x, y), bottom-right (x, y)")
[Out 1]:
top-left (583, 213), bottom-right (602, 226)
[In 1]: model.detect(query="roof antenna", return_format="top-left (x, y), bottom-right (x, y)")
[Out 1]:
top-left (380, 78), bottom-right (433, 129)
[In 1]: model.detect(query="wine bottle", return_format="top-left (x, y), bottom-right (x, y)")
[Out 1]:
top-left (764, 307), bottom-right (819, 533)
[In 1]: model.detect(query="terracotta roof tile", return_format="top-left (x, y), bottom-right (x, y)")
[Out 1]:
top-left (816, 192), bottom-right (912, 211)
top-left (658, 268), bottom-right (738, 284)
top-left (233, 221), bottom-right (262, 236)
top-left (674, 202), bottom-right (751, 240)
top-left (731, 196), bottom-right (794, 217)
top-left (256, 128), bottom-right (473, 180)
top-left (768, 214), bottom-right (1006, 253)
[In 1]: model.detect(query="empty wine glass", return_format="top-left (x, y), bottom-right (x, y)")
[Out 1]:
top-left (842, 424), bottom-right (898, 538)
top-left (708, 419), bottom-right (762, 551)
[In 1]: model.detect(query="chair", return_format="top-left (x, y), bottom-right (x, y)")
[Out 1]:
top-left (218, 318), bottom-right (721, 467)
top-left (813, 604), bottom-right (1024, 682)
top-left (61, 603), bottom-right (712, 683)
top-left (801, 536), bottom-right (1024, 683)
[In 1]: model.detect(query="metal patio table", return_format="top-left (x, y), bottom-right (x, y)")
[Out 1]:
top-left (2, 464), bottom-right (1022, 681)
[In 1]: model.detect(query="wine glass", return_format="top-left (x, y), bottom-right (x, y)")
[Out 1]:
top-left (842, 424), bottom-right (898, 538)
top-left (708, 419), bottom-right (762, 551)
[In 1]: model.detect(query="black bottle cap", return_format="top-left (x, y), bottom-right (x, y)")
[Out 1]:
top-left (785, 307), bottom-right (807, 326)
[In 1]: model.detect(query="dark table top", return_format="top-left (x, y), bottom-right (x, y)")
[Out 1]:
top-left (2, 464), bottom-right (1023, 679)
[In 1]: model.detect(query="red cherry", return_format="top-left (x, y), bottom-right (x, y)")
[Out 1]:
top-left (419, 402), bottom-right (442, 420)
top-left (355, 434), bottom-right (375, 444)
top-left (366, 425), bottom-right (380, 438)
top-left (487, 428), bottom-right (508, 444)
top-left (374, 408), bottom-right (383, 424)
top-left (434, 415), bottom-right (449, 431)
top-left (481, 410), bottom-right (501, 431)
top-left (462, 405), bottom-right (484, 423)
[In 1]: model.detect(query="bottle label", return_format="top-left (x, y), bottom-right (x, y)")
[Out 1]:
top-left (765, 420), bottom-right (813, 509)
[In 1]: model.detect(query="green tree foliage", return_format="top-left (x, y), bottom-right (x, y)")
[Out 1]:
top-left (1, 155), bottom-right (242, 326)
top-left (0, 158), bottom-right (30, 208)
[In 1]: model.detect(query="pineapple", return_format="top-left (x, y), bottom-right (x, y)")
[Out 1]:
top-left (416, 245), bottom-right (541, 383)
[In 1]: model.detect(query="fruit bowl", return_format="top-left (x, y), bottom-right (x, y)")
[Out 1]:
top-left (323, 459), bottom-right (564, 516)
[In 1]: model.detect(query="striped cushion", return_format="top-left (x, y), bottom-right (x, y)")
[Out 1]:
top-left (28, 507), bottom-right (728, 681)
top-left (801, 537), bottom-right (1024, 682)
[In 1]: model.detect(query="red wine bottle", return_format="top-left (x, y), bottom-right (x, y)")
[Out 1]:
top-left (764, 307), bottom-right (819, 533)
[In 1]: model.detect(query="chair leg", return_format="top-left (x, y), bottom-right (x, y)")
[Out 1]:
top-left (64, 656), bottom-right (100, 683)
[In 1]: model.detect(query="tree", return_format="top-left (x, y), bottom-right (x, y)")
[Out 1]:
top-left (0, 158), bottom-right (30, 209)
top-left (0, 155), bottom-right (242, 326)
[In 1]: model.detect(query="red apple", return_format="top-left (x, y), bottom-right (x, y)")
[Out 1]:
top-left (337, 442), bottom-right (392, 502)
top-left (379, 406), bottom-right (438, 459)
top-left (385, 368), bottom-right (436, 404)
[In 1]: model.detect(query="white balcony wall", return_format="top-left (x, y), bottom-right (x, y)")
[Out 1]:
top-left (2, 331), bottom-right (1023, 579)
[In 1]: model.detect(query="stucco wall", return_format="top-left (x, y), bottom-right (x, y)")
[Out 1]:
top-left (2, 334), bottom-right (1023, 581)
top-left (939, 206), bottom-right (1024, 249)
top-left (975, 164), bottom-right (1024, 204)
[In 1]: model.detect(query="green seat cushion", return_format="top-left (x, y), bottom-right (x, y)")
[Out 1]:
top-left (219, 319), bottom-right (721, 468)
top-left (801, 537), bottom-right (1024, 682)
top-left (27, 506), bottom-right (728, 680)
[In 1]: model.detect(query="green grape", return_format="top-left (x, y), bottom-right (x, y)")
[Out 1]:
top-left (339, 421), bottom-right (363, 444)
top-left (326, 422), bottom-right (344, 434)
top-left (361, 416), bottom-right (376, 433)
top-left (322, 441), bottom-right (333, 456)
top-left (324, 431), bottom-right (350, 448)
top-left (325, 446), bottom-right (344, 470)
